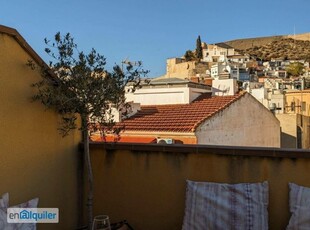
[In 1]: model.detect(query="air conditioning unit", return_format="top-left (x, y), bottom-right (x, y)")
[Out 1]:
top-left (156, 138), bottom-right (175, 144)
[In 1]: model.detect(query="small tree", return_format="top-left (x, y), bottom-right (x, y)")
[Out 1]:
top-left (184, 50), bottom-right (196, 61)
top-left (28, 32), bottom-right (148, 229)
top-left (286, 62), bottom-right (305, 77)
top-left (196, 35), bottom-right (203, 60)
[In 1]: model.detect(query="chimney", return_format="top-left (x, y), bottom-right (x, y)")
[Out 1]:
top-left (212, 79), bottom-right (238, 96)
top-left (125, 102), bottom-right (141, 117)
top-left (190, 76), bottom-right (199, 83)
top-left (204, 78), bottom-right (212, 86)
top-left (110, 102), bottom-right (141, 122)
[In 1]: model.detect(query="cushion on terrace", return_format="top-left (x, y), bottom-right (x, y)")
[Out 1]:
top-left (0, 194), bottom-right (38, 230)
top-left (0, 193), bottom-right (9, 208)
top-left (182, 180), bottom-right (269, 230)
top-left (287, 183), bottom-right (310, 229)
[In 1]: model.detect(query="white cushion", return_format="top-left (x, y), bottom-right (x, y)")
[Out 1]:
top-left (182, 180), bottom-right (269, 230)
top-left (0, 196), bottom-right (39, 230)
top-left (0, 193), bottom-right (9, 208)
top-left (287, 183), bottom-right (310, 230)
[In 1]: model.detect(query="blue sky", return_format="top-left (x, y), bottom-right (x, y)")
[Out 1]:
top-left (1, 0), bottom-right (309, 77)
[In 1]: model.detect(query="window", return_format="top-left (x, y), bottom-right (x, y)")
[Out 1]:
top-left (291, 101), bottom-right (296, 112)
top-left (301, 102), bottom-right (306, 112)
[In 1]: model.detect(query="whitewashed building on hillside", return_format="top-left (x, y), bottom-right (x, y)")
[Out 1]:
top-left (202, 43), bottom-right (235, 62)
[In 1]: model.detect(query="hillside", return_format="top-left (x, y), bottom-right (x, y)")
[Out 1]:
top-left (224, 36), bottom-right (283, 50)
top-left (224, 33), bottom-right (310, 61)
top-left (239, 38), bottom-right (310, 61)
top-left (287, 32), bottom-right (310, 41)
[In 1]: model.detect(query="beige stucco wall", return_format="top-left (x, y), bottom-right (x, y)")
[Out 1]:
top-left (126, 87), bottom-right (187, 105)
top-left (285, 91), bottom-right (310, 149)
top-left (297, 114), bottom-right (310, 149)
top-left (90, 145), bottom-right (310, 230)
top-left (285, 91), bottom-right (310, 115)
top-left (276, 114), bottom-right (297, 148)
top-left (0, 32), bottom-right (81, 229)
top-left (126, 86), bottom-right (209, 105)
top-left (196, 93), bottom-right (281, 147)
top-left (166, 59), bottom-right (196, 79)
top-left (165, 58), bottom-right (209, 79)
top-left (202, 46), bottom-right (235, 62)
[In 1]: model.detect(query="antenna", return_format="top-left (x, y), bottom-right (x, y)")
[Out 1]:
top-left (121, 57), bottom-right (142, 71)
top-left (293, 25), bottom-right (296, 49)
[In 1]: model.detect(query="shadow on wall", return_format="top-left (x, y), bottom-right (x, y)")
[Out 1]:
top-left (281, 132), bottom-right (297, 148)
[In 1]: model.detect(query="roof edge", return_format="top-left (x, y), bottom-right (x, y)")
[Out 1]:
top-left (192, 91), bottom-right (247, 131)
top-left (0, 25), bottom-right (49, 70)
top-left (120, 131), bottom-right (196, 136)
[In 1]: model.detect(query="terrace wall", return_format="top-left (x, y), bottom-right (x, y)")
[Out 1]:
top-left (89, 143), bottom-right (310, 230)
top-left (0, 28), bottom-right (82, 229)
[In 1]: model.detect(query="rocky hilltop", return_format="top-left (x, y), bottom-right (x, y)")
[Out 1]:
top-left (224, 33), bottom-right (310, 61)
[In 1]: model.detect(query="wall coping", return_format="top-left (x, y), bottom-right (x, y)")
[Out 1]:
top-left (88, 142), bottom-right (310, 159)
top-left (0, 25), bottom-right (47, 68)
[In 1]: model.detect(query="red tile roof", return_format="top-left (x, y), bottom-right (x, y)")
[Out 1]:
top-left (91, 135), bottom-right (157, 143)
top-left (119, 92), bottom-right (246, 133)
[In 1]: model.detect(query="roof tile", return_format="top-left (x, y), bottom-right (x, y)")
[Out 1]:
top-left (118, 92), bottom-right (246, 133)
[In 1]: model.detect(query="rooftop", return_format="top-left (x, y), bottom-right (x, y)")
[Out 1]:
top-left (142, 77), bottom-right (211, 90)
top-left (118, 92), bottom-right (245, 133)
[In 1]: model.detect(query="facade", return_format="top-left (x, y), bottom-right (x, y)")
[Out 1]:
top-left (285, 90), bottom-right (310, 115)
top-left (164, 58), bottom-right (210, 79)
top-left (210, 63), bottom-right (251, 82)
top-left (195, 93), bottom-right (280, 147)
top-left (250, 88), bottom-right (285, 113)
top-left (210, 63), bottom-right (228, 79)
top-left (285, 90), bottom-right (310, 148)
top-left (227, 54), bottom-right (250, 65)
top-left (212, 79), bottom-right (239, 96)
top-left (276, 114), bottom-right (297, 148)
top-left (227, 65), bottom-right (251, 81)
top-left (0, 25), bottom-right (81, 229)
top-left (126, 78), bottom-right (211, 105)
top-left (248, 85), bottom-right (310, 149)
top-left (202, 43), bottom-right (235, 62)
top-left (275, 70), bottom-right (287, 78)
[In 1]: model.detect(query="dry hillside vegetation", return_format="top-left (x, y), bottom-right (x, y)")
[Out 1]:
top-left (237, 38), bottom-right (310, 61)
top-left (225, 36), bottom-right (283, 50)
top-left (224, 33), bottom-right (310, 50)
top-left (287, 33), bottom-right (310, 41)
